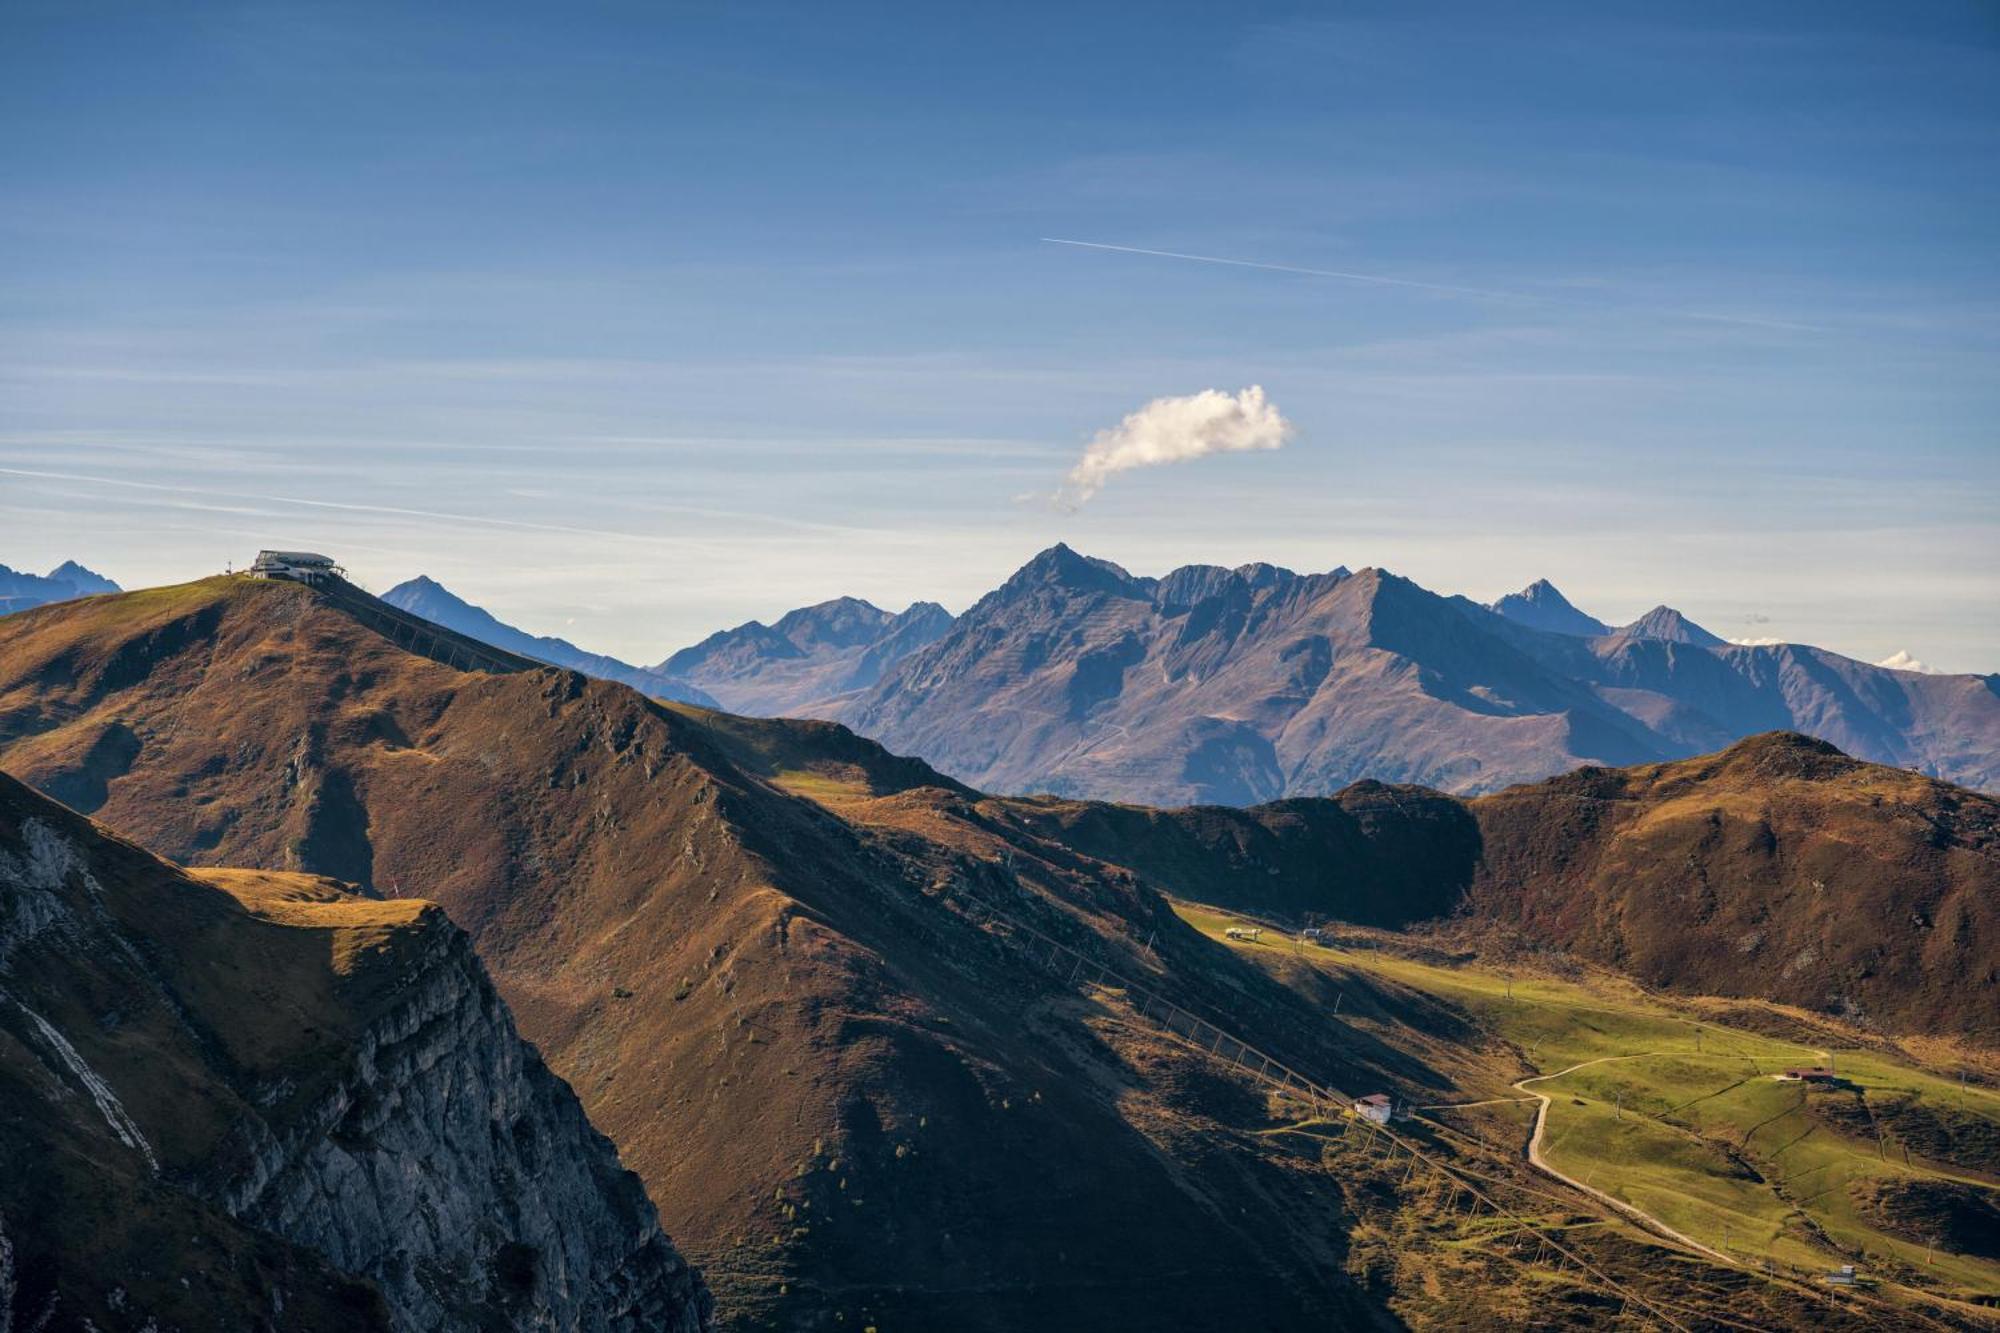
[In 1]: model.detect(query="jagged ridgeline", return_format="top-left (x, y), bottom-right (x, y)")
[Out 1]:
top-left (0, 770), bottom-right (710, 1330)
top-left (667, 545), bottom-right (2000, 806)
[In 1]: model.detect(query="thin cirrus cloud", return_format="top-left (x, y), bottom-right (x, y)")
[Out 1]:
top-left (1056, 386), bottom-right (1294, 508)
top-left (1040, 238), bottom-right (1830, 334)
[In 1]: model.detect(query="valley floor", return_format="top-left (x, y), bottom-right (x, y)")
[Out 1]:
top-left (1173, 902), bottom-right (2000, 1325)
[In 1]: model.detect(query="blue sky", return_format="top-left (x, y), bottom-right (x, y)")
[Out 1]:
top-left (3, 1), bottom-right (1996, 668)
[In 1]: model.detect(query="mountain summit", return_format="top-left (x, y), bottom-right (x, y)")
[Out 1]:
top-left (658, 594), bottom-right (954, 714)
top-left (1615, 603), bottom-right (1726, 647)
top-left (1488, 578), bottom-right (1611, 637)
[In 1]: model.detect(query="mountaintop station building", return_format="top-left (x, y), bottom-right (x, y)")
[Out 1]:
top-left (250, 551), bottom-right (344, 585)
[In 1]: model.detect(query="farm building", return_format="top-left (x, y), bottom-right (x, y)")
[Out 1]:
top-left (1354, 1093), bottom-right (1393, 1125)
top-left (1775, 1067), bottom-right (1839, 1084)
top-left (250, 550), bottom-right (344, 585)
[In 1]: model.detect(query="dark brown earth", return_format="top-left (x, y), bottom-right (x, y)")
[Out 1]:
top-left (994, 780), bottom-right (1480, 928)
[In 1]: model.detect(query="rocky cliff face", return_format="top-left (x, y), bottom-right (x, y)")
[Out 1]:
top-left (0, 771), bottom-right (711, 1331)
top-left (201, 893), bottom-right (707, 1331)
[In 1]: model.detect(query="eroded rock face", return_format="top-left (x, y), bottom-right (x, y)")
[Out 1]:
top-left (0, 773), bottom-right (712, 1331)
top-left (205, 917), bottom-right (708, 1332)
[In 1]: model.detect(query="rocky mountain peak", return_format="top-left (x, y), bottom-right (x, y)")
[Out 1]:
top-left (46, 560), bottom-right (120, 596)
top-left (1002, 543), bottom-right (1145, 598)
top-left (1619, 604), bottom-right (1725, 648)
top-left (1489, 578), bottom-right (1612, 637)
top-left (771, 596), bottom-right (895, 650)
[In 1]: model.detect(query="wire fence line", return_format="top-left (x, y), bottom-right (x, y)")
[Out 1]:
top-left (313, 576), bottom-right (548, 676)
top-left (948, 890), bottom-right (1723, 1333)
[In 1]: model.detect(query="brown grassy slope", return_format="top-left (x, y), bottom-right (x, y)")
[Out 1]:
top-left (1465, 732), bottom-right (2000, 1046)
top-left (0, 578), bottom-right (1422, 1330)
top-left (914, 716), bottom-right (1996, 1050)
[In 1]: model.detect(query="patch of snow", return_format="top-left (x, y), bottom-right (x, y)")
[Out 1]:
top-left (8, 995), bottom-right (158, 1173)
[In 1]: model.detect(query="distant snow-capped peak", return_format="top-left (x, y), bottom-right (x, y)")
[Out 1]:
top-left (1875, 649), bottom-right (1938, 674)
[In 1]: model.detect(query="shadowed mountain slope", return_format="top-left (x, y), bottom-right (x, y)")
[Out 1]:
top-left (995, 781), bottom-right (1481, 929)
top-left (0, 576), bottom-right (1430, 1331)
top-left (1464, 732), bottom-right (2000, 1046)
top-left (381, 575), bottom-right (717, 706)
top-left (0, 769), bottom-right (708, 1331)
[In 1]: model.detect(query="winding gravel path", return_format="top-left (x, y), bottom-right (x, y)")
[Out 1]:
top-left (1513, 1054), bottom-right (1742, 1266)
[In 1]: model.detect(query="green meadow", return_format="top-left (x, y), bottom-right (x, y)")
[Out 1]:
top-left (1172, 901), bottom-right (2000, 1304)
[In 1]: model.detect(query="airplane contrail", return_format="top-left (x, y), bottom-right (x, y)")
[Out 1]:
top-left (1042, 237), bottom-right (1527, 301)
top-left (0, 465), bottom-right (878, 541)
top-left (1039, 237), bottom-right (1824, 333)
top-left (0, 466), bottom-right (694, 544)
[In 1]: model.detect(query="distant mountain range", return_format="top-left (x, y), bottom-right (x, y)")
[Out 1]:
top-left (0, 559), bottom-right (118, 615)
top-left (379, 575), bottom-right (718, 706)
top-left (198, 551), bottom-right (2000, 803)
top-left (658, 594), bottom-right (954, 714)
top-left (687, 545), bottom-right (1998, 803)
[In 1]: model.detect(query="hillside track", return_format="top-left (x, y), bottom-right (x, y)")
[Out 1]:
top-left (1514, 1055), bottom-right (1740, 1267)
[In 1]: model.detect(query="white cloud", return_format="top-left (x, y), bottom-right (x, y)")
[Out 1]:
top-left (1059, 385), bottom-right (1293, 507)
top-left (1875, 648), bottom-right (1937, 674)
top-left (1727, 636), bottom-right (1787, 647)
